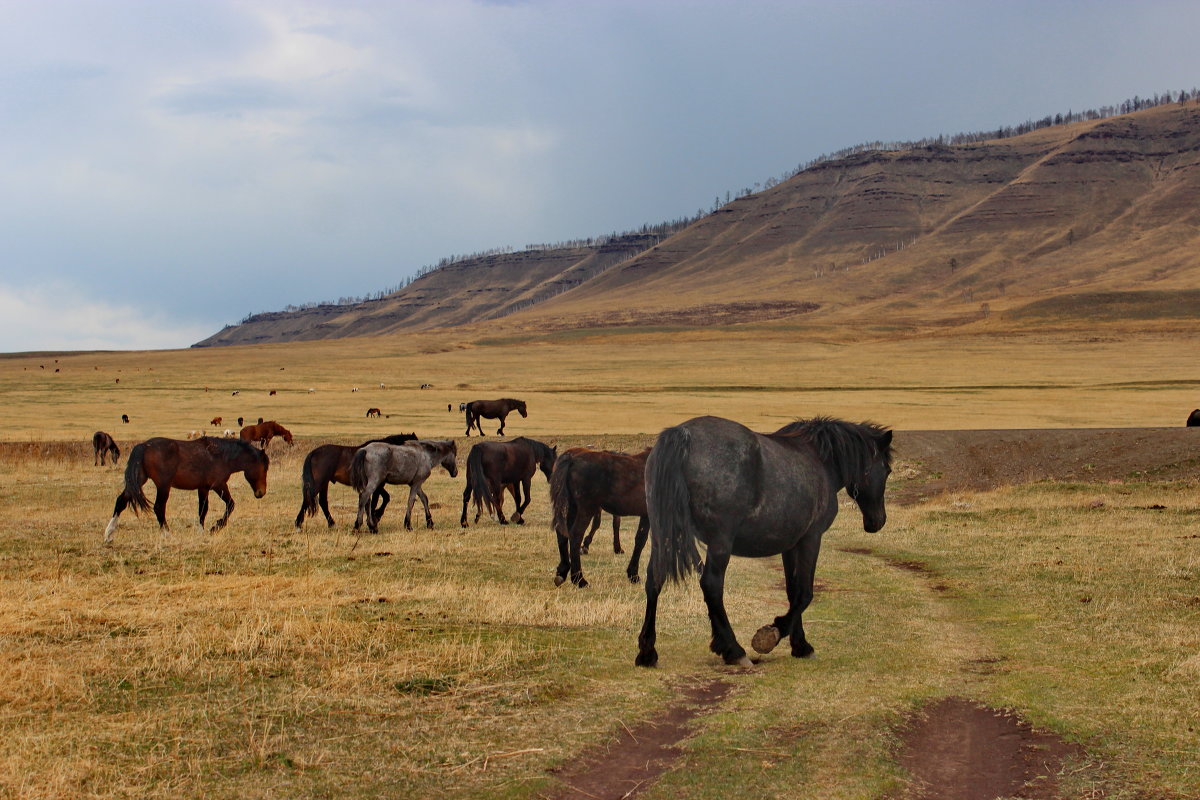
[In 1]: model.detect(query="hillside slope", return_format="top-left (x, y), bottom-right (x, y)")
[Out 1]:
top-left (198, 102), bottom-right (1200, 345)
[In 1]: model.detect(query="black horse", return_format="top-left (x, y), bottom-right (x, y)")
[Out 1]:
top-left (92, 431), bottom-right (120, 466)
top-left (550, 447), bottom-right (651, 587)
top-left (294, 433), bottom-right (417, 529)
top-left (1187, 409), bottom-right (1200, 427)
top-left (635, 415), bottom-right (892, 668)
top-left (460, 437), bottom-right (556, 526)
top-left (104, 437), bottom-right (270, 544)
top-left (464, 398), bottom-right (527, 437)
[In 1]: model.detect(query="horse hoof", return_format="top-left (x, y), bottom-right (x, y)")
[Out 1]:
top-left (635, 650), bottom-right (658, 668)
top-left (573, 578), bottom-right (589, 589)
top-left (628, 574), bottom-right (640, 584)
top-left (751, 625), bottom-right (782, 654)
top-left (792, 642), bottom-right (816, 658)
top-left (553, 575), bottom-right (566, 587)
top-left (580, 546), bottom-right (589, 555)
top-left (732, 655), bottom-right (755, 668)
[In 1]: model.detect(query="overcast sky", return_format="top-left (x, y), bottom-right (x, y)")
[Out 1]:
top-left (3, 0), bottom-right (1198, 352)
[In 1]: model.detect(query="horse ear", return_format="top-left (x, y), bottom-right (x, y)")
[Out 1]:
top-left (880, 430), bottom-right (893, 447)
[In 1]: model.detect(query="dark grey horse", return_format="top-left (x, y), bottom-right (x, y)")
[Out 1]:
top-left (635, 415), bottom-right (893, 668)
top-left (349, 440), bottom-right (458, 532)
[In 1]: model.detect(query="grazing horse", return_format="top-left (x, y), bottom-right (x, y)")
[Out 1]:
top-left (92, 431), bottom-right (120, 466)
top-left (464, 398), bottom-right (527, 437)
top-left (294, 433), bottom-right (417, 529)
top-left (103, 436), bottom-right (270, 544)
top-left (239, 420), bottom-right (293, 449)
top-left (635, 416), bottom-right (893, 668)
top-left (550, 447), bottom-right (651, 587)
top-left (121, 414), bottom-right (130, 424)
top-left (210, 416), bottom-right (222, 426)
top-left (460, 437), bottom-right (556, 526)
top-left (366, 407), bottom-right (381, 418)
top-left (350, 440), bottom-right (458, 532)
top-left (1188, 409), bottom-right (1200, 427)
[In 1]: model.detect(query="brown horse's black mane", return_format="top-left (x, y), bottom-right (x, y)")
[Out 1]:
top-left (772, 417), bottom-right (893, 485)
top-left (510, 436), bottom-right (554, 462)
top-left (201, 435), bottom-right (269, 463)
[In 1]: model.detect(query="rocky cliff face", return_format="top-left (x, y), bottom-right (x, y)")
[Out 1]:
top-left (197, 103), bottom-right (1200, 345)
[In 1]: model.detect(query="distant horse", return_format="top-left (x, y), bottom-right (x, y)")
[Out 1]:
top-left (121, 414), bottom-right (130, 424)
top-left (237, 417), bottom-right (244, 427)
top-left (103, 436), bottom-right (270, 544)
top-left (269, 389), bottom-right (277, 396)
top-left (239, 420), bottom-right (293, 449)
top-left (464, 398), bottom-right (527, 437)
top-left (366, 407), bottom-right (382, 418)
top-left (210, 416), bottom-right (222, 426)
top-left (460, 437), bottom-right (556, 526)
top-left (1188, 409), bottom-right (1200, 427)
top-left (550, 447), bottom-right (651, 587)
top-left (350, 440), bottom-right (458, 532)
top-left (635, 416), bottom-right (893, 668)
top-left (92, 431), bottom-right (120, 466)
top-left (294, 433), bottom-right (417, 529)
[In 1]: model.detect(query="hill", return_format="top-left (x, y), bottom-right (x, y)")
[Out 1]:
top-left (198, 102), bottom-right (1200, 346)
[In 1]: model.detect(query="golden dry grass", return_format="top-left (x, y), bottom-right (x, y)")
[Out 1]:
top-left (2, 324), bottom-right (1199, 798)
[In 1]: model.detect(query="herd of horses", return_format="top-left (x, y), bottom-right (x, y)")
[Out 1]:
top-left (86, 402), bottom-right (1195, 667)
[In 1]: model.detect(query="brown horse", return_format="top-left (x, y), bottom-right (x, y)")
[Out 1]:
top-left (92, 431), bottom-right (120, 466)
top-left (366, 407), bottom-right (381, 418)
top-left (460, 437), bottom-right (556, 526)
top-left (582, 513), bottom-right (623, 555)
top-left (464, 398), bottom-right (527, 437)
top-left (550, 447), bottom-right (651, 587)
top-left (239, 420), bottom-right (293, 449)
top-left (103, 436), bottom-right (269, 544)
top-left (294, 433), bottom-right (417, 529)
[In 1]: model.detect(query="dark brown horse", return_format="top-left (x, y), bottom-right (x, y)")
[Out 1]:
top-left (104, 436), bottom-right (270, 544)
top-left (239, 420), bottom-right (293, 449)
top-left (464, 398), bottom-right (527, 436)
top-left (366, 407), bottom-right (381, 418)
top-left (294, 433), bottom-right (417, 529)
top-left (92, 431), bottom-right (120, 466)
top-left (460, 437), bottom-right (556, 526)
top-left (550, 447), bottom-right (651, 587)
top-left (1188, 409), bottom-right (1200, 427)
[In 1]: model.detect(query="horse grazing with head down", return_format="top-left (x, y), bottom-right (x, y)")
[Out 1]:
top-left (92, 431), bottom-right (120, 466)
top-left (635, 415), bottom-right (892, 668)
top-left (460, 437), bottom-right (556, 526)
top-left (350, 440), bottom-right (458, 532)
top-left (294, 433), bottom-right (417, 529)
top-left (239, 420), bottom-right (293, 449)
top-left (550, 447), bottom-right (651, 587)
top-left (464, 398), bottom-right (527, 437)
top-left (103, 436), bottom-right (270, 544)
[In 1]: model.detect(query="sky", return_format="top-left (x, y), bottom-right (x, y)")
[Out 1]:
top-left (2, 0), bottom-right (1199, 352)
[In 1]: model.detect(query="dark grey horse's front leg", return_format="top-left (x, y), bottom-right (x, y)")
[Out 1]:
top-left (753, 538), bottom-right (819, 658)
top-left (699, 549), bottom-right (750, 666)
top-left (625, 516), bottom-right (650, 584)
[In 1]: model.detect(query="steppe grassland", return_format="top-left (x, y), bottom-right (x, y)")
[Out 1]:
top-left (2, 324), bottom-right (1198, 441)
top-left (2, 324), bottom-right (1199, 798)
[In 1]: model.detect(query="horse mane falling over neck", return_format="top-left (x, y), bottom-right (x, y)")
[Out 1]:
top-left (772, 417), bottom-right (893, 490)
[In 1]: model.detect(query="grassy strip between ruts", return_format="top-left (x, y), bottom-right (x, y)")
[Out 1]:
top-left (1, 438), bottom-right (1198, 798)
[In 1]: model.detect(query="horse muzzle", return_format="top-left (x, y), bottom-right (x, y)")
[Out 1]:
top-left (862, 510), bottom-right (886, 533)
top-left (254, 489), bottom-right (267, 499)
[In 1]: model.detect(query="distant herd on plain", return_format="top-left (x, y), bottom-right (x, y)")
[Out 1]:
top-left (84, 401), bottom-right (1200, 666)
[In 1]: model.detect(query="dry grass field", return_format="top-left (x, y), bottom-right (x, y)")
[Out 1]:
top-left (2, 323), bottom-right (1199, 798)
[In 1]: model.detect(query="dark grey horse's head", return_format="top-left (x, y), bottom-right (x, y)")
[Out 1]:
top-left (847, 428), bottom-right (892, 532)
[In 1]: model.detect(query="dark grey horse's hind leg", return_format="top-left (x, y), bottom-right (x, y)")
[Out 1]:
top-left (698, 548), bottom-right (750, 666)
top-left (635, 561), bottom-right (662, 667)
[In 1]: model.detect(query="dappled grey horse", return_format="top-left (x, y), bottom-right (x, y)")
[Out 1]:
top-left (636, 415), bottom-right (893, 667)
top-left (349, 440), bottom-right (458, 533)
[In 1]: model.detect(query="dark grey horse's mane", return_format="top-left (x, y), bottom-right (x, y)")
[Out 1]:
top-left (773, 417), bottom-right (892, 486)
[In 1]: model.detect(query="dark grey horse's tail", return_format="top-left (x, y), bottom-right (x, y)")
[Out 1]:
top-left (549, 452), bottom-right (573, 536)
top-left (349, 448), bottom-right (369, 492)
top-left (646, 426), bottom-right (702, 587)
top-left (297, 449), bottom-right (319, 520)
top-left (119, 442), bottom-right (153, 515)
top-left (464, 445), bottom-right (496, 516)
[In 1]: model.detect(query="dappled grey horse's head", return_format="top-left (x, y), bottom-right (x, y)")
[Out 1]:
top-left (843, 426), bottom-right (892, 532)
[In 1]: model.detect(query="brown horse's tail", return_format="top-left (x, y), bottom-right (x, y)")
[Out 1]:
top-left (549, 451), bottom-right (574, 537)
top-left (464, 445), bottom-right (495, 516)
top-left (120, 442), bottom-right (153, 515)
top-left (645, 426), bottom-right (702, 588)
top-left (349, 447), bottom-right (370, 492)
top-left (463, 404), bottom-right (474, 433)
top-left (297, 449), bottom-right (320, 522)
